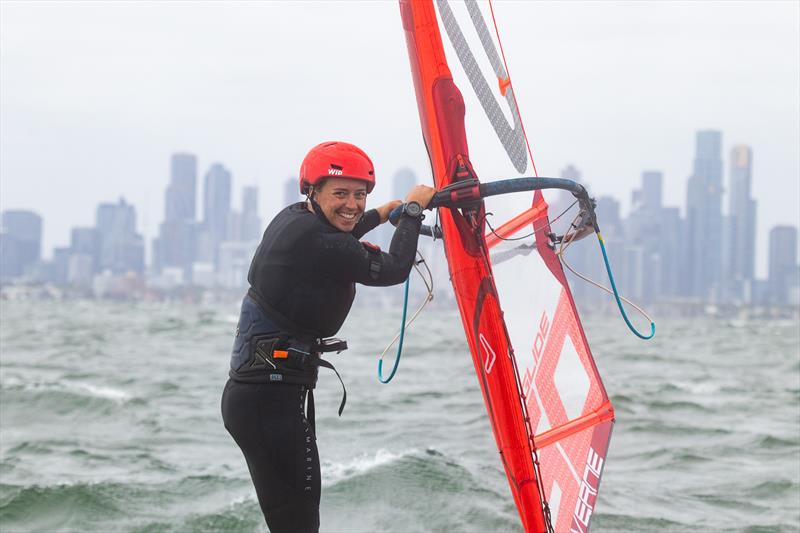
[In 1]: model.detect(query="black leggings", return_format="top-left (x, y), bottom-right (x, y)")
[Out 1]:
top-left (221, 379), bottom-right (321, 533)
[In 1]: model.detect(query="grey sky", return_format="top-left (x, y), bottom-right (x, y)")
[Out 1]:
top-left (1, 1), bottom-right (798, 277)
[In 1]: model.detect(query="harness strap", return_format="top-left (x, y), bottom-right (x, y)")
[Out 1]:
top-left (318, 356), bottom-right (347, 416)
top-left (304, 356), bottom-right (346, 433)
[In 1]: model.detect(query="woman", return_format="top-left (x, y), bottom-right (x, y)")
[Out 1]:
top-left (221, 141), bottom-right (435, 532)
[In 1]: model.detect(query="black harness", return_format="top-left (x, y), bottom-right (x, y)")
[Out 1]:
top-left (229, 292), bottom-right (348, 430)
top-left (251, 334), bottom-right (347, 425)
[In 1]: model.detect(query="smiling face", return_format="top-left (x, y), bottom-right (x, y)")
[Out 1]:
top-left (312, 177), bottom-right (368, 232)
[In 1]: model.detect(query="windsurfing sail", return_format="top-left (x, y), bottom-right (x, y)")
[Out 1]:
top-left (398, 2), bottom-right (614, 531)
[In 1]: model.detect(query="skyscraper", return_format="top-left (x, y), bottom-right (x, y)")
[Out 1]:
top-left (240, 185), bottom-right (262, 241)
top-left (95, 198), bottom-right (145, 274)
top-left (627, 171), bottom-right (666, 303)
top-left (658, 207), bottom-right (683, 298)
top-left (198, 163), bottom-right (233, 269)
top-left (0, 210), bottom-right (42, 278)
top-left (768, 226), bottom-right (798, 305)
top-left (638, 171), bottom-right (663, 211)
top-left (166, 153), bottom-right (197, 222)
top-left (684, 130), bottom-right (724, 300)
top-left (71, 227), bottom-right (100, 273)
top-left (725, 145), bottom-right (757, 302)
top-left (203, 163), bottom-right (232, 241)
top-left (155, 153), bottom-right (198, 276)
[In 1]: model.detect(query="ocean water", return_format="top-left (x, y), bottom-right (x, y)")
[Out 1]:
top-left (0, 298), bottom-right (798, 532)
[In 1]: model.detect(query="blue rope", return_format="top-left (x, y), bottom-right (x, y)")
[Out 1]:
top-left (596, 233), bottom-right (656, 340)
top-left (378, 276), bottom-right (410, 383)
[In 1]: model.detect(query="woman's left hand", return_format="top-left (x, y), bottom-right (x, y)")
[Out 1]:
top-left (376, 200), bottom-right (403, 223)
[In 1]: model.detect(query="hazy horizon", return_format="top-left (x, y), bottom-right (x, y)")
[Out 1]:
top-left (2, 1), bottom-right (798, 278)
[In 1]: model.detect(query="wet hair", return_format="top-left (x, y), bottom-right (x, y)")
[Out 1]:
top-left (307, 178), bottom-right (327, 200)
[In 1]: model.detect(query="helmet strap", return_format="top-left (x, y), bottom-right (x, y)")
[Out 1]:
top-left (308, 196), bottom-right (341, 229)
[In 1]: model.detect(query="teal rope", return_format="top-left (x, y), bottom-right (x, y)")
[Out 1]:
top-left (597, 234), bottom-right (656, 340)
top-left (378, 276), bottom-right (410, 383)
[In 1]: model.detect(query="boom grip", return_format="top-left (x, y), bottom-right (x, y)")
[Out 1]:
top-left (388, 204), bottom-right (440, 238)
top-left (387, 177), bottom-right (592, 239)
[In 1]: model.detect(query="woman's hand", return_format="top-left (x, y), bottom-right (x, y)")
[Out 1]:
top-left (376, 200), bottom-right (403, 224)
top-left (405, 185), bottom-right (437, 209)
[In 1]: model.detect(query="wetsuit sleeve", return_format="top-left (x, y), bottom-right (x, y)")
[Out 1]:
top-left (316, 215), bottom-right (422, 287)
top-left (351, 209), bottom-right (380, 239)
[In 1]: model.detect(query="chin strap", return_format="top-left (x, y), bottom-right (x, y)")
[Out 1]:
top-left (307, 197), bottom-right (337, 228)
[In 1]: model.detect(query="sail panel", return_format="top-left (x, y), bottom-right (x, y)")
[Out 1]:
top-left (399, 1), bottom-right (614, 531)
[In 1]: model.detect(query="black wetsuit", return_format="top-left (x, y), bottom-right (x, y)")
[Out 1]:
top-left (221, 201), bottom-right (421, 532)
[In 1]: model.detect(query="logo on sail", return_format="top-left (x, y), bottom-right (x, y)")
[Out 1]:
top-left (571, 446), bottom-right (604, 532)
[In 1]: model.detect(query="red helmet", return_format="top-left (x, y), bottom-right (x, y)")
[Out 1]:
top-left (299, 141), bottom-right (376, 195)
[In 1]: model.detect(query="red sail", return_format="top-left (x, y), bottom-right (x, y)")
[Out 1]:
top-left (398, 2), bottom-right (614, 532)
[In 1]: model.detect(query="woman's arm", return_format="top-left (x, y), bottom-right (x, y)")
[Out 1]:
top-left (351, 209), bottom-right (381, 240)
top-left (316, 216), bottom-right (423, 287)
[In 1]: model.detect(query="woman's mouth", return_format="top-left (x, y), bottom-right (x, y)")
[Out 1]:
top-left (336, 211), bottom-right (359, 223)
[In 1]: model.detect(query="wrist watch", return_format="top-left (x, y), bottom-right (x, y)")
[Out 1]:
top-left (401, 201), bottom-right (423, 219)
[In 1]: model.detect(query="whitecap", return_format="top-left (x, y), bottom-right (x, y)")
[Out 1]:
top-left (321, 448), bottom-right (416, 486)
top-left (65, 382), bottom-right (131, 402)
top-left (0, 377), bottom-right (131, 403)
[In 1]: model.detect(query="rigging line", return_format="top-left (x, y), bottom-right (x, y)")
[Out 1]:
top-left (487, 0), bottom-right (538, 177)
top-left (377, 250), bottom-right (435, 383)
top-left (558, 214), bottom-right (656, 338)
top-left (484, 199), bottom-right (579, 242)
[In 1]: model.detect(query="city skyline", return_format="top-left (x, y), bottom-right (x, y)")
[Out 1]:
top-left (1, 2), bottom-right (798, 280)
top-left (2, 128), bottom-right (798, 308)
top-left (4, 130), bottom-right (797, 276)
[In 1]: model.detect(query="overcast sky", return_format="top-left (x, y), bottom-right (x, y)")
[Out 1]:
top-left (1, 1), bottom-right (798, 277)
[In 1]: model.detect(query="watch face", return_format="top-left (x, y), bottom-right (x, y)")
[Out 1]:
top-left (406, 202), bottom-right (422, 216)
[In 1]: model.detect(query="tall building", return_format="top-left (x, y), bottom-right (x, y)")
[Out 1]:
top-left (768, 226), bottom-right (798, 305)
top-left (627, 171), bottom-right (666, 302)
top-left (71, 227), bottom-right (100, 273)
top-left (684, 130), bottom-right (724, 300)
top-left (200, 163), bottom-right (232, 266)
top-left (166, 153), bottom-right (197, 221)
top-left (658, 207), bottom-right (683, 298)
top-left (0, 210), bottom-right (42, 278)
top-left (52, 247), bottom-right (71, 286)
top-left (203, 163), bottom-right (232, 241)
top-left (725, 145), bottom-right (757, 302)
top-left (637, 171), bottom-right (663, 211)
top-left (240, 185), bottom-right (262, 241)
top-left (95, 198), bottom-right (144, 274)
top-left (154, 152), bottom-right (198, 276)
top-left (595, 196), bottom-right (622, 235)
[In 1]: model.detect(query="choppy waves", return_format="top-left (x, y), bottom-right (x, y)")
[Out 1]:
top-left (1, 300), bottom-right (798, 532)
